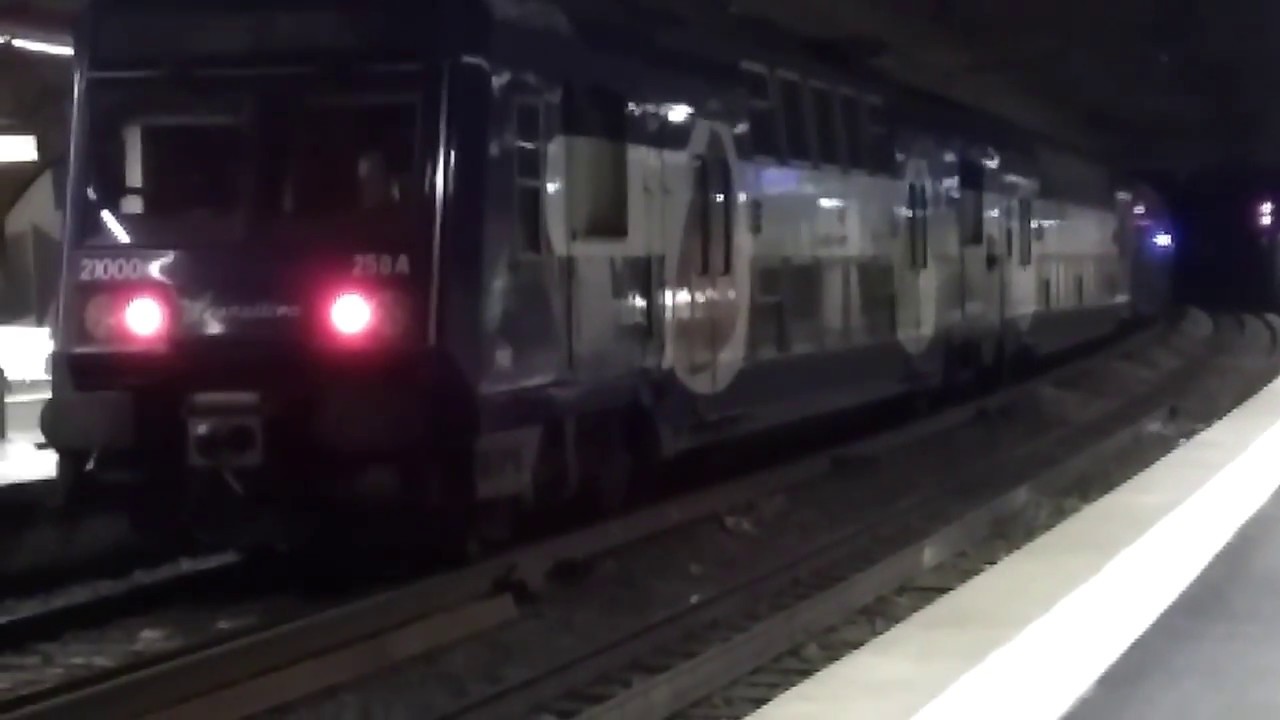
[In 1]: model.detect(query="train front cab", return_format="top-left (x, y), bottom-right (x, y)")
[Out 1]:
top-left (40, 2), bottom-right (483, 552)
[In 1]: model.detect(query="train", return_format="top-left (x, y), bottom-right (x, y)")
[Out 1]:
top-left (37, 0), bottom-right (1175, 555)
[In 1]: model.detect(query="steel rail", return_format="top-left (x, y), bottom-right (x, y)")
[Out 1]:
top-left (0, 313), bottom-right (1195, 720)
top-left (571, 316), bottom-right (1255, 720)
top-left (447, 313), bottom-right (1232, 720)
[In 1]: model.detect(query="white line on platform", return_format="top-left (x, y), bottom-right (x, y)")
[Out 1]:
top-left (913, 395), bottom-right (1280, 720)
top-left (0, 440), bottom-right (56, 485)
top-left (4, 393), bottom-right (49, 404)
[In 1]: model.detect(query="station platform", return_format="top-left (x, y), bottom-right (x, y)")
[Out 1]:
top-left (5, 390), bottom-right (46, 444)
top-left (748, 373), bottom-right (1280, 719)
top-left (0, 324), bottom-right (52, 385)
top-left (1066, 476), bottom-right (1280, 718)
top-left (1, 401), bottom-right (51, 495)
top-left (1, 322), bottom-right (52, 448)
top-left (0, 440), bottom-right (54, 486)
top-left (2, 381), bottom-right (51, 487)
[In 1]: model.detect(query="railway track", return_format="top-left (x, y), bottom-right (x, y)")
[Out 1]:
top-left (540, 314), bottom-right (1278, 720)
top-left (408, 312), bottom-right (1262, 720)
top-left (0, 553), bottom-right (239, 648)
top-left (1, 309), bottom-right (1260, 720)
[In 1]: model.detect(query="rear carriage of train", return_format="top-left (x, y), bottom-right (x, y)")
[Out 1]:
top-left (1120, 182), bottom-right (1177, 317)
top-left (467, 15), bottom-right (1140, 513)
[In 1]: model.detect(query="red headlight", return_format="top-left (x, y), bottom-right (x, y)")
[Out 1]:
top-left (123, 295), bottom-right (167, 338)
top-left (84, 290), bottom-right (171, 347)
top-left (322, 289), bottom-right (412, 347)
top-left (329, 292), bottom-right (374, 336)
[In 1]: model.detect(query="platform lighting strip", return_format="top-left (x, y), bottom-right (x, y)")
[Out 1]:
top-left (913, 384), bottom-right (1280, 720)
top-left (0, 133), bottom-right (38, 163)
top-left (0, 34), bottom-right (72, 56)
top-left (0, 326), bottom-right (52, 383)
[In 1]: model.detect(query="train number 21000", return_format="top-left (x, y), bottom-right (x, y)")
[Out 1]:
top-left (79, 257), bottom-right (150, 282)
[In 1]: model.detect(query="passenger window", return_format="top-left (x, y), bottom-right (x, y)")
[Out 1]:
top-left (959, 156), bottom-right (984, 246)
top-left (809, 85), bottom-right (840, 166)
top-left (694, 155), bottom-right (735, 276)
top-left (907, 183), bottom-right (929, 269)
top-left (839, 93), bottom-right (862, 170)
top-left (907, 184), bottom-right (918, 267)
top-left (714, 157), bottom-right (733, 275)
top-left (742, 67), bottom-right (781, 159)
top-left (563, 84), bottom-right (628, 239)
top-left (287, 102), bottom-right (417, 214)
top-left (921, 184), bottom-right (930, 268)
top-left (515, 103), bottom-right (541, 145)
top-left (863, 99), bottom-right (895, 175)
top-left (777, 76), bottom-right (811, 164)
top-left (563, 85), bottom-right (626, 141)
top-left (513, 98), bottom-right (545, 254)
top-left (1005, 201), bottom-right (1015, 257)
top-left (1018, 197), bottom-right (1032, 266)
top-left (743, 68), bottom-right (771, 109)
top-left (514, 101), bottom-right (542, 181)
top-left (137, 124), bottom-right (244, 215)
top-left (695, 157), bottom-right (710, 274)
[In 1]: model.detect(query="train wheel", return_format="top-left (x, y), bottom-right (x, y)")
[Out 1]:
top-left (935, 346), bottom-right (960, 406)
top-left (475, 498), bottom-right (520, 550)
top-left (403, 442), bottom-right (478, 567)
top-left (126, 467), bottom-right (197, 550)
top-left (1016, 339), bottom-right (1039, 379)
top-left (947, 340), bottom-right (986, 403)
top-left (977, 344), bottom-right (1008, 392)
top-left (48, 452), bottom-right (90, 509)
top-left (585, 429), bottom-right (634, 517)
top-left (581, 410), bottom-right (658, 518)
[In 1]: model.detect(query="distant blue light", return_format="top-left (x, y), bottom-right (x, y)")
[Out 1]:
top-left (759, 167), bottom-right (804, 195)
top-left (1152, 232), bottom-right (1173, 248)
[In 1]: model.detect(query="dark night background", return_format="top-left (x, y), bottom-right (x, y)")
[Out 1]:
top-left (1159, 169), bottom-right (1280, 311)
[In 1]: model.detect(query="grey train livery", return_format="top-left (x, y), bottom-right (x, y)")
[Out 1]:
top-left (41, 0), bottom-right (1174, 550)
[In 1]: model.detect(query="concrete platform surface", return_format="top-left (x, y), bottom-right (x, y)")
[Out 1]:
top-left (1067, 471), bottom-right (1280, 719)
top-left (0, 439), bottom-right (55, 487)
top-left (4, 393), bottom-right (45, 444)
top-left (748, 375), bottom-right (1280, 720)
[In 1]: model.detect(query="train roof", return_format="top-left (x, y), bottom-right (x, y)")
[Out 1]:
top-left (78, 0), bottom-right (453, 68)
top-left (81, 0), bottom-right (1122, 180)
top-left (507, 0), bottom-right (1113, 168)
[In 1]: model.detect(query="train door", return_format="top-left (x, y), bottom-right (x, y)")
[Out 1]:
top-left (893, 136), bottom-right (934, 354)
top-left (901, 170), bottom-right (928, 342)
top-left (994, 191), bottom-right (1023, 366)
top-left (559, 80), bottom-right (634, 380)
top-left (613, 94), bottom-right (669, 373)
top-left (1111, 189), bottom-right (1136, 311)
top-left (957, 152), bottom-right (986, 333)
top-left (978, 155), bottom-right (1008, 371)
top-left (1008, 192), bottom-right (1037, 330)
top-left (677, 132), bottom-right (735, 387)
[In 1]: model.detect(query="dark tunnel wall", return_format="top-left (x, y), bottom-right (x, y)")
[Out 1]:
top-left (1154, 168), bottom-right (1280, 313)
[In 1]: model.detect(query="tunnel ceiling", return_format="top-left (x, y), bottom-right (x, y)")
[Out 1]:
top-left (0, 0), bottom-right (1275, 204)
top-left (721, 0), bottom-right (1280, 173)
